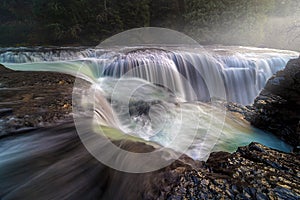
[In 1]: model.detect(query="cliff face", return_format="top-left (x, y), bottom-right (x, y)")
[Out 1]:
top-left (227, 57), bottom-right (300, 147)
top-left (249, 57), bottom-right (300, 147)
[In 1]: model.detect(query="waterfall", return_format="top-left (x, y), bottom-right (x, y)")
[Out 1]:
top-left (0, 47), bottom-right (102, 63)
top-left (1, 46), bottom-right (297, 105)
top-left (0, 46), bottom-right (296, 161)
top-left (101, 48), bottom-right (298, 104)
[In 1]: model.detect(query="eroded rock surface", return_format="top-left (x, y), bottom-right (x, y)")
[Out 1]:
top-left (0, 64), bottom-right (76, 137)
top-left (228, 57), bottom-right (300, 147)
top-left (154, 142), bottom-right (300, 200)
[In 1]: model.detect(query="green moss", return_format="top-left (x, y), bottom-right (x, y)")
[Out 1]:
top-left (95, 125), bottom-right (161, 148)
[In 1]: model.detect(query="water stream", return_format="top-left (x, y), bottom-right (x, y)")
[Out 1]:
top-left (1, 46), bottom-right (298, 160)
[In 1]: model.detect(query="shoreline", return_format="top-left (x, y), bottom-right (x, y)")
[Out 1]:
top-left (0, 64), bottom-right (299, 199)
top-left (0, 64), bottom-right (75, 137)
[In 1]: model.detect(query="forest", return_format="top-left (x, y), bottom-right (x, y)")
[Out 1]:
top-left (0, 0), bottom-right (299, 49)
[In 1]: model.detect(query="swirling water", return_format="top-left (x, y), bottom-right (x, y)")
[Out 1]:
top-left (1, 46), bottom-right (298, 160)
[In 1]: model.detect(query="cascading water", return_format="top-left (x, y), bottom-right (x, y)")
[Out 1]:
top-left (2, 46), bottom-right (296, 105)
top-left (1, 46), bottom-right (298, 160)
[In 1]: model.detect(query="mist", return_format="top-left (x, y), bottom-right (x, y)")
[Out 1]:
top-left (183, 0), bottom-right (300, 51)
top-left (0, 0), bottom-right (299, 50)
top-left (240, 0), bottom-right (300, 51)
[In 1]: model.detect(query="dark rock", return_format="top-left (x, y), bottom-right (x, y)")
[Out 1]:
top-left (155, 142), bottom-right (300, 199)
top-left (0, 68), bottom-right (85, 137)
top-left (0, 64), bottom-right (14, 73)
top-left (129, 100), bottom-right (152, 116)
top-left (273, 187), bottom-right (300, 200)
top-left (228, 57), bottom-right (300, 147)
top-left (256, 192), bottom-right (268, 200)
top-left (0, 108), bottom-right (13, 116)
top-left (294, 146), bottom-right (300, 153)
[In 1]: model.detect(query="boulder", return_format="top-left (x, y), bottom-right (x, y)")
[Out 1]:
top-left (227, 57), bottom-right (300, 147)
top-left (249, 57), bottom-right (300, 147)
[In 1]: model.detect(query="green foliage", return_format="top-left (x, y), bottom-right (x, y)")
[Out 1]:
top-left (183, 0), bottom-right (276, 45)
top-left (32, 0), bottom-right (122, 44)
top-left (115, 0), bottom-right (150, 28)
top-left (0, 0), bottom-right (297, 47)
top-left (149, 0), bottom-right (185, 30)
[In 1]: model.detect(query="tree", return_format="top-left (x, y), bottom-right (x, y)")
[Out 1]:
top-left (149, 0), bottom-right (185, 30)
top-left (183, 0), bottom-right (275, 45)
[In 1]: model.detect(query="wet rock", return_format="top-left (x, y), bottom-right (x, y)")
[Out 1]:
top-left (256, 192), bottom-right (268, 200)
top-left (129, 100), bottom-right (152, 116)
top-left (0, 64), bottom-right (14, 72)
top-left (0, 68), bottom-right (81, 137)
top-left (228, 57), bottom-right (300, 147)
top-left (154, 142), bottom-right (300, 199)
top-left (0, 108), bottom-right (13, 116)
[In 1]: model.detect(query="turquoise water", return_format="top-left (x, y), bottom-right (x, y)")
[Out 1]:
top-left (1, 46), bottom-right (296, 160)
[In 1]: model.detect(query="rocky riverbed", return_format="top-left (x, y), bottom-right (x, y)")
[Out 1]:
top-left (0, 64), bottom-right (88, 137)
top-left (0, 63), bottom-right (299, 199)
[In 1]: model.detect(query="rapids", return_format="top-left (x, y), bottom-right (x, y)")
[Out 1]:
top-left (0, 46), bottom-right (298, 161)
top-left (1, 46), bottom-right (297, 104)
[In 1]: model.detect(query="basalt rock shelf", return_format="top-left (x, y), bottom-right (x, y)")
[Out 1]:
top-left (0, 64), bottom-right (299, 199)
top-left (228, 57), bottom-right (300, 148)
top-left (163, 142), bottom-right (300, 199)
top-left (0, 123), bottom-right (299, 199)
top-left (0, 64), bottom-right (75, 137)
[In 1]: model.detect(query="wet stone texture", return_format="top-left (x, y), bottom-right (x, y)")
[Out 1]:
top-left (0, 64), bottom-right (77, 137)
top-left (227, 57), bottom-right (300, 148)
top-left (152, 143), bottom-right (300, 200)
